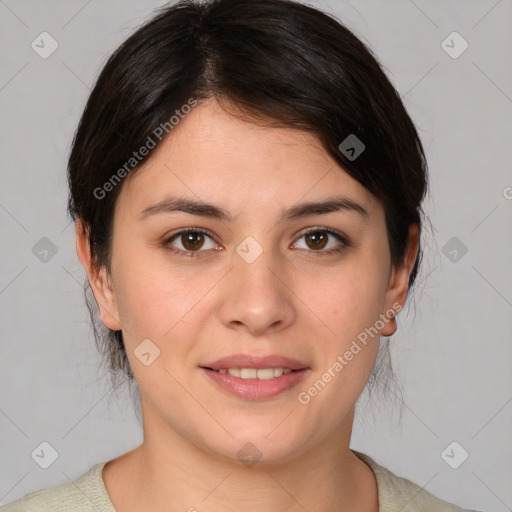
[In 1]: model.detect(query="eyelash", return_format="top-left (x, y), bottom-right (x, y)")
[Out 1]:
top-left (163, 227), bottom-right (350, 258)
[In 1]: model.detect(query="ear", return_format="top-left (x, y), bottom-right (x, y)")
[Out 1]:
top-left (75, 219), bottom-right (121, 331)
top-left (380, 224), bottom-right (419, 336)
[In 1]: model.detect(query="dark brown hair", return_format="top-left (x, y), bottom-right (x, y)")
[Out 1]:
top-left (66, 0), bottom-right (428, 398)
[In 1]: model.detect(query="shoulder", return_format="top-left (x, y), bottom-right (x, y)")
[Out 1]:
top-left (353, 451), bottom-right (482, 512)
top-left (0, 462), bottom-right (115, 512)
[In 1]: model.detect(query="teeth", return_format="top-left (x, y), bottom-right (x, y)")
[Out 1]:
top-left (218, 368), bottom-right (293, 379)
top-left (257, 368), bottom-right (274, 380)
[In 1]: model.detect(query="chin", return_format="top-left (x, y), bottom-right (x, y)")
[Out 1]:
top-left (200, 423), bottom-right (307, 467)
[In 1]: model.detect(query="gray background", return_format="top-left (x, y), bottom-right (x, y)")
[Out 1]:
top-left (1, 0), bottom-right (511, 510)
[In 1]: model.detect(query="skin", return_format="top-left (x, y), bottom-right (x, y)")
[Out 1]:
top-left (76, 97), bottom-right (419, 512)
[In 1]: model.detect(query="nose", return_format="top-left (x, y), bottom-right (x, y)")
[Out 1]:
top-left (218, 241), bottom-right (296, 336)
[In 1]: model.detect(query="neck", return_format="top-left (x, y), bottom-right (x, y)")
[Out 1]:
top-left (103, 407), bottom-right (378, 512)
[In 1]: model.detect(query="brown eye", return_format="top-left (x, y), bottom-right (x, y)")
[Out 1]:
top-left (181, 231), bottom-right (205, 251)
top-left (165, 229), bottom-right (217, 255)
top-left (304, 231), bottom-right (329, 250)
top-left (293, 228), bottom-right (348, 254)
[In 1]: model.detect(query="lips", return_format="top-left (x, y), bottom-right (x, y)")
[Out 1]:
top-left (199, 354), bottom-right (311, 400)
top-left (200, 353), bottom-right (309, 371)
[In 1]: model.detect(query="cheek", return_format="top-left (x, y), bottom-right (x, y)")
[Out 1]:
top-left (112, 263), bottom-right (201, 396)
top-left (310, 262), bottom-right (386, 335)
top-left (111, 262), bottom-right (163, 334)
top-left (114, 266), bottom-right (193, 339)
top-left (111, 250), bottom-right (221, 365)
top-left (301, 272), bottom-right (384, 406)
top-left (301, 258), bottom-right (386, 396)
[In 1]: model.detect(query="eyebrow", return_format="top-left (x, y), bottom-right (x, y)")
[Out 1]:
top-left (139, 194), bottom-right (369, 223)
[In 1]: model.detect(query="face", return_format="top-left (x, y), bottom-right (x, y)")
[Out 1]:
top-left (78, 98), bottom-right (418, 466)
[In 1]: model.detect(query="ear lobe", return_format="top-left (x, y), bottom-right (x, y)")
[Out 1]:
top-left (75, 220), bottom-right (122, 331)
top-left (380, 224), bottom-right (420, 336)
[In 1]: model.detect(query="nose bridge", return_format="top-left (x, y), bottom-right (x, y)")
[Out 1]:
top-left (236, 238), bottom-right (280, 292)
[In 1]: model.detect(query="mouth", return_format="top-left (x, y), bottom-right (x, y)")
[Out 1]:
top-left (201, 367), bottom-right (298, 379)
top-left (200, 353), bottom-right (308, 372)
top-left (199, 355), bottom-right (311, 401)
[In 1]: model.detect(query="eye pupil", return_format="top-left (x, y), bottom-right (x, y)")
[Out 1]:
top-left (306, 231), bottom-right (328, 250)
top-left (183, 232), bottom-right (204, 250)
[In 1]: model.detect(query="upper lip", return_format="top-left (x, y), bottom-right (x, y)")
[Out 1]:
top-left (200, 354), bottom-right (309, 371)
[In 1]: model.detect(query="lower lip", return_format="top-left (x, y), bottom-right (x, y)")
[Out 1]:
top-left (200, 368), bottom-right (310, 401)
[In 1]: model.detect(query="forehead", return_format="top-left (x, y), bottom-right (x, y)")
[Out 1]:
top-left (116, 98), bottom-right (379, 219)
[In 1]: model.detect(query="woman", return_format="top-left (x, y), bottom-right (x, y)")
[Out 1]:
top-left (0, 0), bottom-right (482, 510)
